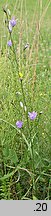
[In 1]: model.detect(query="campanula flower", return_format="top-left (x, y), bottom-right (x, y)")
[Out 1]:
top-left (7, 40), bottom-right (12, 47)
top-left (16, 121), bottom-right (23, 128)
top-left (28, 111), bottom-right (37, 120)
top-left (10, 17), bottom-right (16, 27)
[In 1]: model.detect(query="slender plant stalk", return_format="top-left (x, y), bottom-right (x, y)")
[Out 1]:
top-left (3, 6), bottom-right (36, 195)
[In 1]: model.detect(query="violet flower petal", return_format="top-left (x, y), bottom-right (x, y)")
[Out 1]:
top-left (28, 111), bottom-right (37, 120)
top-left (7, 40), bottom-right (12, 47)
top-left (16, 121), bottom-right (23, 128)
top-left (10, 17), bottom-right (16, 27)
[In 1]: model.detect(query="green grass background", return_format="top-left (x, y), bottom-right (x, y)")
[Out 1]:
top-left (0, 0), bottom-right (51, 200)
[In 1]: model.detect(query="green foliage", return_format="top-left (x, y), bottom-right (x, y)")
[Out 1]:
top-left (0, 0), bottom-right (51, 200)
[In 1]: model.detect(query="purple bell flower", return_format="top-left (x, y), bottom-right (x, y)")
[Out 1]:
top-left (16, 120), bottom-right (23, 128)
top-left (10, 17), bottom-right (16, 27)
top-left (28, 111), bottom-right (37, 120)
top-left (7, 40), bottom-right (12, 47)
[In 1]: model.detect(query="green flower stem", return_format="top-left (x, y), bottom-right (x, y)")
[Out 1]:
top-left (31, 143), bottom-right (35, 193)
top-left (21, 80), bottom-right (32, 141)
top-left (8, 35), bottom-right (31, 141)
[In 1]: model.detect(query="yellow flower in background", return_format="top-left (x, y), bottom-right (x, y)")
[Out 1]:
top-left (19, 72), bottom-right (23, 80)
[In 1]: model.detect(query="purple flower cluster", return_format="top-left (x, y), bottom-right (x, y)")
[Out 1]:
top-left (16, 111), bottom-right (37, 129)
top-left (7, 17), bottom-right (16, 46)
top-left (9, 17), bottom-right (16, 33)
